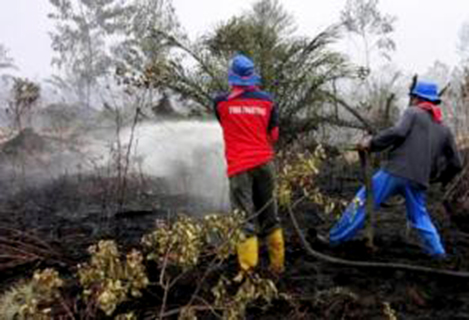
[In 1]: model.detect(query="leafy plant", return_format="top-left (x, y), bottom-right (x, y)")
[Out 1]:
top-left (203, 212), bottom-right (245, 261)
top-left (142, 216), bottom-right (205, 269)
top-left (115, 312), bottom-right (137, 320)
top-left (383, 301), bottom-right (398, 320)
top-left (140, 213), bottom-right (282, 319)
top-left (277, 145), bottom-right (344, 214)
top-left (0, 268), bottom-right (63, 320)
top-left (78, 240), bottom-right (149, 316)
top-left (142, 212), bottom-right (245, 269)
top-left (212, 274), bottom-right (278, 320)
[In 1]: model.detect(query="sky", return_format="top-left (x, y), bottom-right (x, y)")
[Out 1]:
top-left (0, 0), bottom-right (468, 81)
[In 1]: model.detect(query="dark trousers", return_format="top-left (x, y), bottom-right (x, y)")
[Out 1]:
top-left (229, 161), bottom-right (280, 237)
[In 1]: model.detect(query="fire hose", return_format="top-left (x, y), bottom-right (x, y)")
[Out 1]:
top-left (287, 199), bottom-right (469, 278)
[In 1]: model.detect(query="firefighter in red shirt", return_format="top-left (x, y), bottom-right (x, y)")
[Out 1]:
top-left (214, 54), bottom-right (284, 274)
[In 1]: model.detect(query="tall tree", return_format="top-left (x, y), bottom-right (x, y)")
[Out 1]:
top-left (341, 0), bottom-right (396, 69)
top-left (339, 0), bottom-right (399, 135)
top-left (112, 0), bottom-right (179, 75)
top-left (48, 0), bottom-right (179, 113)
top-left (140, 0), bottom-right (353, 143)
top-left (48, 0), bottom-right (117, 108)
top-left (7, 78), bottom-right (41, 131)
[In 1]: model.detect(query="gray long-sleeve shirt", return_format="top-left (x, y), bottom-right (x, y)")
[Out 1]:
top-left (370, 106), bottom-right (462, 189)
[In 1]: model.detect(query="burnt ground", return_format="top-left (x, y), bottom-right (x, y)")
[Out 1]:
top-left (284, 200), bottom-right (469, 320)
top-left (280, 150), bottom-right (469, 320)
top-left (1, 179), bottom-right (468, 320)
top-left (1, 137), bottom-right (469, 319)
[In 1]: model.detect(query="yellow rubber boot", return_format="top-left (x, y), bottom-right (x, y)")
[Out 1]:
top-left (236, 236), bottom-right (259, 272)
top-left (267, 228), bottom-right (285, 274)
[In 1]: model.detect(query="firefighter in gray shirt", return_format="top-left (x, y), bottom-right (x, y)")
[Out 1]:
top-left (329, 80), bottom-right (462, 257)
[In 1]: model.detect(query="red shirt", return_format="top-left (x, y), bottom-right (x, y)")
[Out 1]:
top-left (214, 89), bottom-right (279, 177)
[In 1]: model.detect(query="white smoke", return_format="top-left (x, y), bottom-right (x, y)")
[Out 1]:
top-left (119, 120), bottom-right (230, 211)
top-left (0, 119), bottom-right (231, 212)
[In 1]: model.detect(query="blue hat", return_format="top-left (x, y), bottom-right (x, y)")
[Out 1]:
top-left (228, 54), bottom-right (261, 86)
top-left (411, 81), bottom-right (441, 103)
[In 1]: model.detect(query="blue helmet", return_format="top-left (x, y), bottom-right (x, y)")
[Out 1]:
top-left (411, 81), bottom-right (441, 103)
top-left (228, 54), bottom-right (261, 86)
